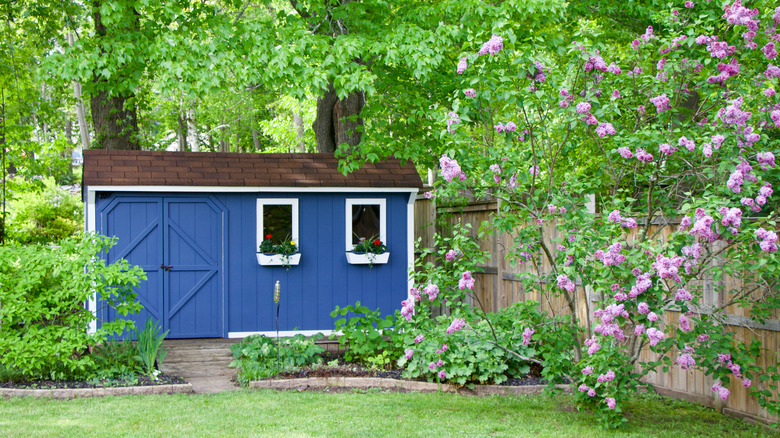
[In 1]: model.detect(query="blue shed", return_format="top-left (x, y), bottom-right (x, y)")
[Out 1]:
top-left (82, 150), bottom-right (422, 339)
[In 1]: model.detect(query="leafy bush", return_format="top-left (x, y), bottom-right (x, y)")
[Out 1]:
top-left (330, 302), bottom-right (402, 367)
top-left (90, 340), bottom-right (144, 380)
top-left (230, 334), bottom-right (324, 385)
top-left (0, 234), bottom-right (145, 380)
top-left (6, 176), bottom-right (82, 244)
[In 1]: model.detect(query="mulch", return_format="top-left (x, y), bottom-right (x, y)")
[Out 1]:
top-left (0, 373), bottom-right (186, 390)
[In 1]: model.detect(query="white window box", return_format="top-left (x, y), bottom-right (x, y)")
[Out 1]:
top-left (257, 253), bottom-right (301, 266)
top-left (345, 251), bottom-right (389, 265)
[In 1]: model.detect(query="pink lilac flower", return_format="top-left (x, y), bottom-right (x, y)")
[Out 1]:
top-left (646, 328), bottom-right (665, 346)
top-left (429, 362), bottom-right (438, 370)
top-left (414, 334), bottom-right (425, 343)
top-left (678, 136), bottom-right (695, 151)
top-left (446, 317), bottom-right (466, 334)
top-left (463, 88), bottom-right (476, 97)
top-left (647, 312), bottom-right (659, 322)
top-left (634, 324), bottom-right (646, 336)
top-left (436, 359), bottom-right (444, 367)
top-left (729, 362), bottom-right (741, 377)
top-left (763, 42), bottom-right (778, 59)
top-left (529, 165), bottom-right (539, 177)
top-left (677, 353), bottom-right (696, 370)
top-left (727, 170), bottom-right (744, 194)
top-left (712, 381), bottom-right (729, 401)
top-left (458, 271), bottom-right (475, 290)
top-left (509, 172), bottom-right (518, 188)
top-left (522, 327), bottom-right (535, 346)
top-left (457, 57), bottom-right (468, 74)
top-left (685, 1), bottom-right (693, 8)
top-left (618, 147), bottom-right (633, 159)
top-left (556, 274), bottom-right (576, 293)
top-left (757, 152), bottom-right (776, 169)
top-left (611, 90), bottom-right (621, 99)
top-left (690, 213), bottom-right (717, 242)
top-left (607, 62), bottom-right (622, 74)
top-left (637, 302), bottom-right (650, 314)
top-left (772, 111), bottom-right (780, 127)
top-left (578, 384), bottom-right (590, 392)
top-left (743, 377), bottom-right (752, 388)
top-left (675, 288), bottom-right (693, 301)
top-left (698, 334), bottom-right (710, 343)
top-left (439, 154), bottom-right (465, 182)
top-left (405, 349), bottom-right (414, 359)
top-left (424, 284), bottom-right (439, 301)
top-left (765, 88), bottom-right (776, 97)
top-left (755, 228), bottom-right (779, 252)
top-left (659, 143), bottom-right (677, 155)
top-left (505, 121), bottom-right (517, 132)
top-left (597, 370), bottom-right (616, 383)
top-left (718, 353), bottom-right (731, 364)
top-left (588, 388), bottom-right (597, 397)
top-left (652, 253), bottom-right (684, 282)
top-left (424, 190), bottom-right (435, 199)
top-left (582, 113), bottom-right (598, 125)
top-left (446, 112), bottom-right (460, 134)
top-left (717, 97), bottom-right (751, 126)
top-left (719, 207), bottom-right (743, 230)
top-left (636, 148), bottom-right (653, 162)
top-left (595, 122), bottom-right (616, 137)
top-left (438, 370), bottom-right (446, 379)
top-left (409, 287), bottom-right (421, 301)
top-left (679, 315), bottom-right (692, 332)
top-left (445, 249), bottom-right (462, 261)
top-left (401, 298), bottom-right (415, 321)
top-left (649, 94), bottom-right (671, 112)
top-left (764, 64), bottom-right (780, 79)
top-left (478, 34), bottom-right (504, 55)
top-left (576, 102), bottom-right (592, 114)
top-left (711, 134), bottom-right (725, 148)
top-left (606, 397), bottom-right (617, 410)
top-left (582, 366), bottom-right (594, 375)
top-left (707, 40), bottom-right (736, 59)
top-left (702, 143), bottom-right (713, 158)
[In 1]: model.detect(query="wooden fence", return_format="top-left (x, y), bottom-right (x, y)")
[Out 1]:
top-left (413, 193), bottom-right (779, 425)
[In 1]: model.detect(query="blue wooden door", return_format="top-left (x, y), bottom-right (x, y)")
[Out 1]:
top-left (163, 198), bottom-right (224, 338)
top-left (100, 195), bottom-right (225, 338)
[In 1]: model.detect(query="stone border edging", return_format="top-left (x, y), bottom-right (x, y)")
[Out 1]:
top-left (251, 377), bottom-right (570, 396)
top-left (0, 383), bottom-right (193, 399)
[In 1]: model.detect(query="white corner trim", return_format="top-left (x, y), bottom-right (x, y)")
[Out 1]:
top-left (407, 190), bottom-right (417, 299)
top-left (86, 185), bottom-right (418, 194)
top-left (345, 198), bottom-right (387, 251)
top-left (87, 190), bottom-right (97, 334)
top-left (228, 330), bottom-right (339, 339)
top-left (257, 198), bottom-right (299, 253)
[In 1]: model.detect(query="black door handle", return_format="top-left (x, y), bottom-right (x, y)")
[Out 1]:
top-left (160, 264), bottom-right (173, 271)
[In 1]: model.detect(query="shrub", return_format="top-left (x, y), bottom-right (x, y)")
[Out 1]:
top-left (230, 334), bottom-right (324, 385)
top-left (6, 176), bottom-right (82, 244)
top-left (330, 302), bottom-right (402, 367)
top-left (0, 234), bottom-right (145, 380)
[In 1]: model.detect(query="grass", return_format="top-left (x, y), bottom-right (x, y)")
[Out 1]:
top-left (0, 389), bottom-right (774, 437)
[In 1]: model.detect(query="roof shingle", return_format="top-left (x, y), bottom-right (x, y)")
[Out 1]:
top-left (82, 150), bottom-right (423, 189)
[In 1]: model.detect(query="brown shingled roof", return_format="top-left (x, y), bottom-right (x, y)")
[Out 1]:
top-left (82, 150), bottom-right (423, 189)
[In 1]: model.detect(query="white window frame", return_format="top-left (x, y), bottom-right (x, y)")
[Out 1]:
top-left (345, 198), bottom-right (386, 251)
top-left (257, 198), bottom-right (299, 252)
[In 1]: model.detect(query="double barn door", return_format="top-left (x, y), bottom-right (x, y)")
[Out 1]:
top-left (99, 196), bottom-right (225, 338)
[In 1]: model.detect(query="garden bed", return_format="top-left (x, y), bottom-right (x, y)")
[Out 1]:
top-left (0, 373), bottom-right (191, 399)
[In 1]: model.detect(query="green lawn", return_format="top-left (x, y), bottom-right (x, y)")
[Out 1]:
top-left (0, 389), bottom-right (774, 437)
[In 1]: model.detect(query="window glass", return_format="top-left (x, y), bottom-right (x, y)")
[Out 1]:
top-left (351, 204), bottom-right (381, 245)
top-left (263, 205), bottom-right (293, 244)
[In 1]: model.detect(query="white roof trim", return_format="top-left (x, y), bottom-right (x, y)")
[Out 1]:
top-left (85, 185), bottom-right (419, 193)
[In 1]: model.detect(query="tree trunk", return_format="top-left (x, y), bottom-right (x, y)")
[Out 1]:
top-left (68, 33), bottom-right (92, 150)
top-left (313, 83), bottom-right (364, 153)
top-left (293, 107), bottom-right (305, 152)
top-left (175, 108), bottom-right (186, 151)
top-left (90, 0), bottom-right (140, 150)
top-left (251, 129), bottom-right (262, 151)
top-left (186, 105), bottom-right (198, 152)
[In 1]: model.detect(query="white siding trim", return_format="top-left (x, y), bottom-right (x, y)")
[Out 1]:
top-left (257, 198), bottom-right (299, 253)
top-left (228, 330), bottom-right (338, 339)
top-left (407, 191), bottom-right (418, 299)
top-left (345, 198), bottom-right (387, 251)
top-left (85, 185), bottom-right (418, 194)
top-left (86, 190), bottom-right (97, 334)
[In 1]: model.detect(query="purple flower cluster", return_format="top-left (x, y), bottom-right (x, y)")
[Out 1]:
top-left (401, 298), bottom-right (415, 321)
top-left (757, 152), bottom-right (776, 169)
top-left (659, 143), bottom-right (677, 155)
top-left (723, 1), bottom-right (760, 31)
top-left (677, 353), bottom-right (696, 370)
top-left (707, 58), bottom-right (741, 85)
top-left (597, 370), bottom-right (616, 383)
top-left (675, 287), bottom-right (693, 301)
top-left (458, 271), bottom-right (475, 290)
top-left (605, 397), bottom-right (617, 410)
top-left (649, 94), bottom-right (671, 112)
top-left (456, 57), bottom-right (468, 74)
top-left (424, 283), bottom-right (439, 301)
top-left (646, 327), bottom-right (665, 346)
top-left (584, 336), bottom-right (601, 355)
top-left (755, 228), bottom-right (778, 252)
top-left (445, 249), bottom-right (462, 261)
top-left (446, 317), bottom-right (465, 334)
top-left (595, 122), bottom-right (616, 137)
top-left (445, 112), bottom-right (460, 134)
top-left (617, 147), bottom-right (633, 159)
top-left (478, 35), bottom-right (504, 56)
top-left (689, 209), bottom-right (717, 242)
top-left (405, 349), bottom-right (414, 359)
top-left (556, 274), bottom-right (576, 293)
top-left (463, 88), bottom-right (476, 98)
top-left (712, 381), bottom-right (730, 401)
top-left (594, 242), bottom-right (626, 266)
top-left (629, 272), bottom-right (653, 298)
top-left (652, 253), bottom-right (684, 283)
top-left (718, 97), bottom-right (751, 126)
top-left (763, 42), bottom-right (778, 60)
top-left (636, 148), bottom-right (654, 162)
top-left (439, 154), bottom-right (465, 182)
top-left (522, 327), bottom-right (534, 346)
top-left (679, 314), bottom-right (693, 333)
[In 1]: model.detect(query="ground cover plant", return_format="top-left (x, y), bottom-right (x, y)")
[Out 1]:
top-left (230, 334), bottom-right (325, 385)
top-left (392, 0), bottom-right (780, 429)
top-left (0, 390), bottom-right (773, 438)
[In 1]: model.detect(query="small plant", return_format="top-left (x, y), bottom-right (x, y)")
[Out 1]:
top-left (90, 340), bottom-right (144, 380)
top-left (352, 236), bottom-right (387, 254)
top-left (258, 234), bottom-right (276, 253)
top-left (258, 234), bottom-right (298, 255)
top-left (230, 334), bottom-right (324, 385)
top-left (330, 302), bottom-right (401, 365)
top-left (134, 319), bottom-right (169, 377)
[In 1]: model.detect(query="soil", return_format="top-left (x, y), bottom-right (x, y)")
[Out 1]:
top-left (0, 373), bottom-right (186, 390)
top-left (270, 352), bottom-right (564, 387)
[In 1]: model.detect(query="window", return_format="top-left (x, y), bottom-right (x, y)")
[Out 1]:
top-left (345, 198), bottom-right (386, 251)
top-left (257, 199), bottom-right (299, 250)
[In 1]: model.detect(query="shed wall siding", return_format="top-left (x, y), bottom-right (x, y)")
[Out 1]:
top-left (95, 190), bottom-right (410, 336)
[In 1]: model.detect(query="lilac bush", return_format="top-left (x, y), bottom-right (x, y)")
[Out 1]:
top-left (403, 0), bottom-right (780, 428)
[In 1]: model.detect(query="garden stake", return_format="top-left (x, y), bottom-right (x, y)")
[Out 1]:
top-left (274, 280), bottom-right (280, 371)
